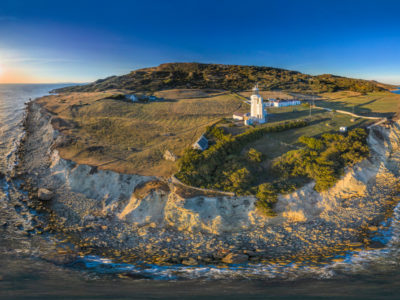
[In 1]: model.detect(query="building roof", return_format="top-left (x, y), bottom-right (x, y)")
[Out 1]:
top-left (193, 135), bottom-right (208, 150)
top-left (274, 99), bottom-right (300, 103)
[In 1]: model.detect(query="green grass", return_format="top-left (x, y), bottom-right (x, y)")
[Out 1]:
top-left (318, 91), bottom-right (400, 118)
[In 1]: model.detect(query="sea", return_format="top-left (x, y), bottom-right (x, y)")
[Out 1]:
top-left (392, 88), bottom-right (400, 94)
top-left (1, 84), bottom-right (400, 299)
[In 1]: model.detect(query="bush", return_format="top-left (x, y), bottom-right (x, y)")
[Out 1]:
top-left (224, 167), bottom-right (252, 193)
top-left (273, 128), bottom-right (369, 192)
top-left (247, 148), bottom-right (263, 162)
top-left (256, 183), bottom-right (278, 207)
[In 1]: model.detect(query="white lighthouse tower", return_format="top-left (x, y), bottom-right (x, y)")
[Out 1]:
top-left (250, 84), bottom-right (266, 124)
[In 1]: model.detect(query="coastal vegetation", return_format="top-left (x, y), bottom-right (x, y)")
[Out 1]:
top-left (53, 63), bottom-right (395, 94)
top-left (176, 120), bottom-right (309, 193)
top-left (176, 123), bottom-right (370, 214)
top-left (272, 128), bottom-right (369, 192)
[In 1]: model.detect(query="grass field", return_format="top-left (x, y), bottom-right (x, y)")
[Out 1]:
top-left (38, 88), bottom-right (399, 178)
top-left (317, 91), bottom-right (400, 118)
top-left (37, 90), bottom-right (247, 176)
top-left (238, 90), bottom-right (294, 100)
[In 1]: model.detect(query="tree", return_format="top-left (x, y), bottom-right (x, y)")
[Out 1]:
top-left (225, 167), bottom-right (252, 192)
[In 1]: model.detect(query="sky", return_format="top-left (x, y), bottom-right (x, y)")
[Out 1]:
top-left (0, 0), bottom-right (400, 84)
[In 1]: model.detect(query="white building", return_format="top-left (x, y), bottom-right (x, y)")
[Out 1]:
top-left (232, 112), bottom-right (250, 121)
top-left (250, 84), bottom-right (266, 124)
top-left (272, 99), bottom-right (301, 107)
top-left (125, 94), bottom-right (138, 102)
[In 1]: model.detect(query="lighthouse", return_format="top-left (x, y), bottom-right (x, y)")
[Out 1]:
top-left (250, 84), bottom-right (266, 124)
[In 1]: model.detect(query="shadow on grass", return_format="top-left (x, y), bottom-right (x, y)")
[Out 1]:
top-left (268, 107), bottom-right (326, 121)
top-left (315, 99), bottom-right (395, 119)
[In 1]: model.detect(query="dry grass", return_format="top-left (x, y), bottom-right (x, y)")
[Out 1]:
top-left (37, 90), bottom-right (246, 176)
top-left (37, 89), bottom-right (399, 177)
top-left (238, 90), bottom-right (294, 100)
top-left (154, 88), bottom-right (228, 99)
top-left (318, 91), bottom-right (400, 118)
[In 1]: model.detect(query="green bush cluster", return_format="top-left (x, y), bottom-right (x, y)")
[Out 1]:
top-left (177, 124), bottom-right (369, 216)
top-left (273, 128), bottom-right (369, 192)
top-left (176, 120), bottom-right (308, 194)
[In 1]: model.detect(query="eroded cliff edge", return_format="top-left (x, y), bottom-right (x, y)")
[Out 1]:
top-left (17, 100), bottom-right (400, 265)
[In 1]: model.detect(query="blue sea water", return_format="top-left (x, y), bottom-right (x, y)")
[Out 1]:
top-left (1, 84), bottom-right (400, 299)
top-left (392, 88), bottom-right (400, 94)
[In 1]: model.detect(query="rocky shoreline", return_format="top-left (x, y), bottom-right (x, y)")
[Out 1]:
top-left (14, 98), bottom-right (400, 266)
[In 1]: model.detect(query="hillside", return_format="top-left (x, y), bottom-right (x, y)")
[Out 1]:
top-left (53, 63), bottom-right (396, 94)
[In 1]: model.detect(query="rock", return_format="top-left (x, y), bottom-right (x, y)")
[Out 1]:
top-left (222, 253), bottom-right (249, 264)
top-left (38, 188), bottom-right (53, 201)
top-left (243, 250), bottom-right (257, 256)
top-left (163, 150), bottom-right (178, 162)
top-left (41, 252), bottom-right (77, 265)
top-left (181, 257), bottom-right (198, 265)
top-left (368, 240), bottom-right (386, 249)
top-left (348, 242), bottom-right (363, 247)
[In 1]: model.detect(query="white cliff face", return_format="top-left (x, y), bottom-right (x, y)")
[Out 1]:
top-left (49, 150), bottom-right (155, 210)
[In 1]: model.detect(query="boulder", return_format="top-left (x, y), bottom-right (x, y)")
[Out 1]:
top-left (163, 150), bottom-right (178, 162)
top-left (222, 253), bottom-right (249, 264)
top-left (38, 188), bottom-right (53, 201)
top-left (181, 257), bottom-right (198, 265)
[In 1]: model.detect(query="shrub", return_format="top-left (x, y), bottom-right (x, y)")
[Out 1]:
top-left (273, 128), bottom-right (369, 192)
top-left (247, 148), bottom-right (263, 162)
top-left (223, 167), bottom-right (252, 193)
top-left (256, 183), bottom-right (278, 207)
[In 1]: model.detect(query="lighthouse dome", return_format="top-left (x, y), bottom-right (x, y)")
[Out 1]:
top-left (252, 84), bottom-right (259, 95)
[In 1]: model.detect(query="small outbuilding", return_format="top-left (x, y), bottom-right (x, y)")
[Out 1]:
top-left (126, 94), bottom-right (138, 102)
top-left (339, 126), bottom-right (348, 133)
top-left (233, 113), bottom-right (245, 121)
top-left (233, 112), bottom-right (250, 121)
top-left (193, 135), bottom-right (209, 151)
